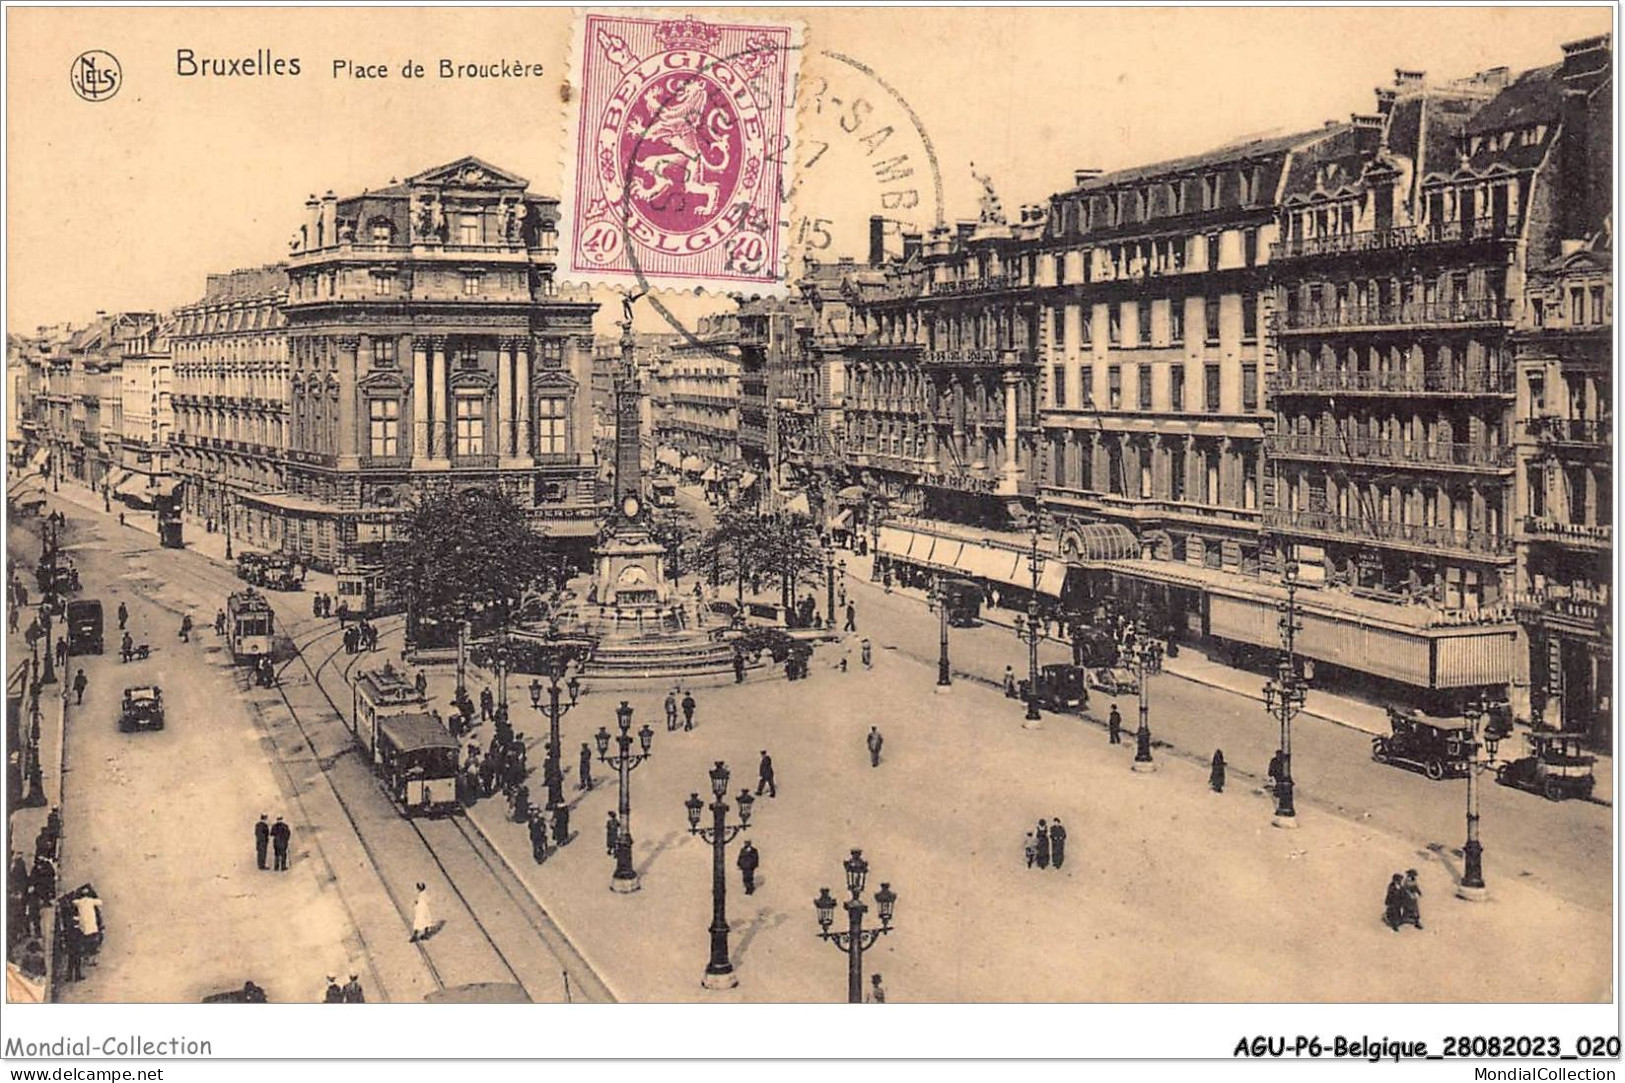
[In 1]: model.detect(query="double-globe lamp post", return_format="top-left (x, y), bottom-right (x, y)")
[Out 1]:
top-left (813, 849), bottom-right (897, 1004)
top-left (528, 652), bottom-right (582, 812)
top-left (927, 575), bottom-right (951, 690)
top-left (1262, 564), bottom-right (1309, 827)
top-left (1457, 693), bottom-right (1506, 901)
top-left (1128, 624), bottom-right (1157, 772)
top-left (683, 761), bottom-right (755, 990)
top-left (596, 700), bottom-right (654, 893)
top-left (1012, 523), bottom-right (1046, 728)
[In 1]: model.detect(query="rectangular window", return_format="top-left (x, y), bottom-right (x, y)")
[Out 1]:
top-left (454, 395), bottom-right (486, 456)
top-left (1107, 366), bottom-right (1122, 410)
top-left (1138, 364), bottom-right (1153, 410)
top-left (463, 273), bottom-right (481, 296)
top-left (1169, 445), bottom-right (1186, 501)
top-left (1241, 363), bottom-right (1259, 411)
top-left (1202, 175), bottom-right (1219, 210)
top-left (1204, 297), bottom-right (1221, 344)
top-left (1080, 365), bottom-right (1093, 407)
top-left (1137, 300), bottom-right (1152, 346)
top-left (536, 397), bottom-right (568, 454)
top-left (1169, 300), bottom-right (1184, 344)
top-left (459, 216), bottom-right (480, 246)
top-left (1244, 228), bottom-right (1259, 266)
top-left (1206, 234), bottom-right (1221, 271)
top-left (1052, 306), bottom-right (1066, 349)
top-left (1242, 293), bottom-right (1258, 341)
top-left (1170, 365), bottom-right (1185, 412)
top-left (1108, 306), bottom-right (1121, 346)
top-left (368, 398), bottom-right (399, 458)
top-left (1051, 365), bottom-right (1066, 408)
top-left (373, 275), bottom-right (392, 296)
top-left (1588, 286), bottom-right (1605, 326)
top-left (1204, 363), bottom-right (1221, 413)
top-left (374, 338), bottom-right (396, 366)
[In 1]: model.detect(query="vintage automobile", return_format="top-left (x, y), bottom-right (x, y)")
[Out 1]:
top-left (118, 685), bottom-right (165, 732)
top-left (1087, 664), bottom-right (1140, 697)
top-left (1496, 730), bottom-right (1597, 802)
top-left (1019, 663), bottom-right (1089, 714)
top-left (235, 552), bottom-right (270, 586)
top-left (1372, 707), bottom-right (1472, 780)
top-left (938, 578), bottom-right (984, 628)
top-left (260, 556), bottom-right (305, 592)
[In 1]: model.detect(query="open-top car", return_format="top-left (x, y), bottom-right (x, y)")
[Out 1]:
top-left (1496, 730), bottom-right (1596, 802)
top-left (119, 685), bottom-right (165, 732)
top-left (1087, 665), bottom-right (1139, 697)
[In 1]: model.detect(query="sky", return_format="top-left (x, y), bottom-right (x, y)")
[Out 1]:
top-left (6, 5), bottom-right (1613, 338)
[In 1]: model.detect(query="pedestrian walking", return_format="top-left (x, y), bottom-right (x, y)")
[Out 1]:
top-left (1108, 705), bottom-right (1122, 744)
top-left (733, 652), bottom-right (746, 684)
top-left (1023, 830), bottom-right (1037, 869)
top-left (866, 725), bottom-right (884, 767)
top-left (342, 975), bottom-right (365, 1003)
top-left (1050, 818), bottom-right (1067, 869)
top-left (681, 690), bottom-right (696, 731)
top-left (410, 882), bottom-right (435, 942)
top-left (1267, 748), bottom-right (1285, 794)
top-left (756, 750), bottom-right (776, 798)
top-left (71, 668), bottom-right (87, 705)
top-left (271, 815), bottom-right (291, 871)
top-left (7, 607), bottom-right (16, 634)
top-left (214, 609), bottom-right (226, 636)
top-left (861, 638), bottom-right (872, 669)
top-left (664, 689), bottom-right (679, 731)
top-left (323, 976), bottom-right (345, 1003)
top-left (1209, 750), bottom-right (1226, 793)
top-left (117, 601), bottom-right (128, 631)
top-left (254, 814), bottom-right (270, 870)
top-left (529, 812), bottom-right (549, 864)
top-left (1003, 665), bottom-right (1016, 698)
top-left (55, 637), bottom-right (68, 669)
top-left (120, 631), bottom-right (133, 664)
top-left (737, 840), bottom-right (760, 895)
top-left (62, 927), bottom-right (85, 982)
top-left (414, 670), bottom-right (427, 697)
top-left (1035, 819), bottom-right (1051, 870)
top-left (1383, 873), bottom-right (1406, 931)
top-left (551, 802), bottom-right (571, 847)
top-left (480, 687), bottom-right (494, 722)
top-left (605, 811), bottom-right (620, 857)
top-left (865, 973), bottom-right (886, 1004)
top-left (578, 742), bottom-right (594, 790)
top-left (1402, 869), bottom-right (1424, 930)
top-left (844, 601), bottom-right (856, 632)
top-left (179, 614), bottom-right (192, 643)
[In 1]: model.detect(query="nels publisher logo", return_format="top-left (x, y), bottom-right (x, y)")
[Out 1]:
top-left (70, 50), bottom-right (122, 101)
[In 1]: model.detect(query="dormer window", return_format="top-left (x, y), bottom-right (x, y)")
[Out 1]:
top-left (370, 219), bottom-right (395, 244)
top-left (1202, 175), bottom-right (1220, 210)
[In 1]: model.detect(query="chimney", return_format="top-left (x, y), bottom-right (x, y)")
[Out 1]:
top-left (1073, 168), bottom-right (1102, 188)
top-left (320, 189), bottom-right (338, 250)
top-left (1373, 87), bottom-right (1397, 117)
top-left (1394, 68), bottom-right (1426, 93)
top-left (304, 195), bottom-right (320, 252)
top-left (955, 219), bottom-right (977, 242)
top-left (901, 232), bottom-right (922, 263)
top-left (1351, 113), bottom-right (1384, 153)
top-left (1561, 34), bottom-right (1612, 90)
top-left (868, 214), bottom-right (886, 267)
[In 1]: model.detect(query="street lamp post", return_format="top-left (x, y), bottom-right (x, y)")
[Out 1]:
top-left (528, 649), bottom-right (582, 811)
top-left (1262, 565), bottom-right (1309, 827)
top-left (595, 700), bottom-right (654, 893)
top-left (825, 546), bottom-right (837, 628)
top-left (813, 849), bottom-right (898, 1004)
top-left (39, 611), bottom-right (56, 686)
top-left (927, 575), bottom-right (951, 690)
top-left (1015, 523), bottom-right (1045, 728)
top-left (1457, 694), bottom-right (1506, 901)
top-left (684, 762), bottom-right (755, 990)
top-left (1129, 625), bottom-right (1157, 772)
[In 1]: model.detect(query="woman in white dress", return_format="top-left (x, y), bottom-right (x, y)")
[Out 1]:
top-left (410, 882), bottom-right (434, 942)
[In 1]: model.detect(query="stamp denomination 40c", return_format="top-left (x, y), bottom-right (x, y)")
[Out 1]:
top-left (562, 12), bottom-right (802, 293)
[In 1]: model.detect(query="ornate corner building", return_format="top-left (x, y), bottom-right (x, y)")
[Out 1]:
top-left (171, 157), bottom-right (604, 571)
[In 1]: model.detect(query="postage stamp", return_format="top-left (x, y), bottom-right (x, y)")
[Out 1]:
top-left (561, 11), bottom-right (802, 293)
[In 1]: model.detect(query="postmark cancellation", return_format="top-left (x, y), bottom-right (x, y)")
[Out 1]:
top-left (561, 11), bottom-right (802, 294)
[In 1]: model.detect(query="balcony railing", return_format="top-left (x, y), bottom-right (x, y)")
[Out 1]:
top-left (1270, 218), bottom-right (1521, 261)
top-left (1523, 517), bottom-right (1612, 547)
top-left (927, 273), bottom-right (1024, 297)
top-left (1264, 432), bottom-right (1515, 470)
top-left (1266, 367), bottom-right (1515, 396)
top-left (1276, 298), bottom-right (1510, 332)
top-left (1263, 508), bottom-right (1516, 557)
top-left (1523, 417), bottom-right (1611, 447)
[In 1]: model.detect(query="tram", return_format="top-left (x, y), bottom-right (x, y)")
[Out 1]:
top-left (225, 590), bottom-right (276, 663)
top-left (335, 563), bottom-right (396, 619)
top-left (352, 664), bottom-right (458, 815)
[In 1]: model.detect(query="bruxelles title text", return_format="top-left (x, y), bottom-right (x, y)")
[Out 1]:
top-left (175, 49), bottom-right (545, 80)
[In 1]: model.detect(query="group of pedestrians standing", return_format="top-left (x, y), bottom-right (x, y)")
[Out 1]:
top-left (311, 593), bottom-right (345, 621)
top-left (1383, 869), bottom-right (1425, 931)
top-left (322, 974), bottom-right (366, 1003)
top-left (252, 813), bottom-right (293, 871)
top-left (663, 688), bottom-right (698, 732)
top-left (342, 621), bottom-right (378, 654)
top-left (1022, 817), bottom-right (1067, 870)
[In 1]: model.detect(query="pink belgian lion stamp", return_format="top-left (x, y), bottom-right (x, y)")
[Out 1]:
top-left (563, 12), bottom-right (801, 292)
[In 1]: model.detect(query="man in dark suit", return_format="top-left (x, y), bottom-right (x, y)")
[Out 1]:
top-left (756, 751), bottom-right (776, 798)
top-left (270, 816), bottom-right (291, 871)
top-left (737, 840), bottom-right (760, 895)
top-left (254, 814), bottom-right (270, 870)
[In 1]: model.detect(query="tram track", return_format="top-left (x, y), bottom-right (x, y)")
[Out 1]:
top-left (156, 541), bottom-right (613, 1001)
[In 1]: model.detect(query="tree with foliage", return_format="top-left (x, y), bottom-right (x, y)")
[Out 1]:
top-left (382, 486), bottom-right (557, 646)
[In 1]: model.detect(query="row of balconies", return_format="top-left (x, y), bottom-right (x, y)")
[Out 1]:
top-left (1263, 508), bottom-right (1517, 558)
top-left (1266, 367), bottom-right (1515, 396)
top-left (1522, 516), bottom-right (1612, 549)
top-left (1522, 416), bottom-right (1611, 448)
top-left (1276, 298), bottom-right (1510, 332)
top-left (668, 392), bottom-right (737, 409)
top-left (1270, 218), bottom-right (1521, 262)
top-left (926, 272), bottom-right (1023, 297)
top-left (1042, 485), bottom-right (1262, 526)
top-left (1264, 432), bottom-right (1515, 471)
